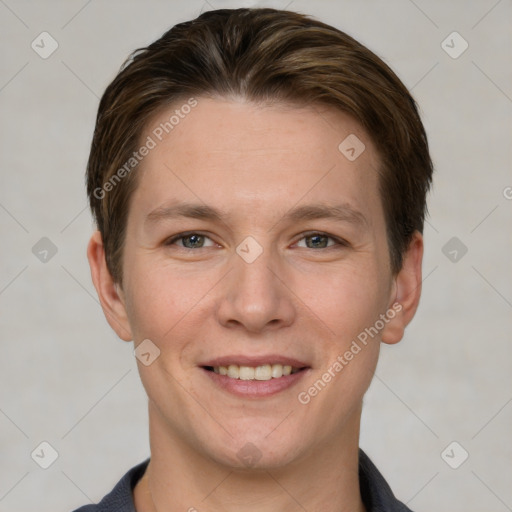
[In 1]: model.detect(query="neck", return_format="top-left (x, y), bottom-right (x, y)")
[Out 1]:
top-left (134, 401), bottom-right (366, 512)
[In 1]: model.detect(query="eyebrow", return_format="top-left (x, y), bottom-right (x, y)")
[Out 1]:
top-left (144, 201), bottom-right (368, 229)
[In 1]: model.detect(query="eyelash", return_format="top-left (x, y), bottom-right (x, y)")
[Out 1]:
top-left (164, 231), bottom-right (348, 250)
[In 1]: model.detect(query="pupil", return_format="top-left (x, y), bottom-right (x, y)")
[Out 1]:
top-left (308, 235), bottom-right (326, 248)
top-left (186, 235), bottom-right (203, 248)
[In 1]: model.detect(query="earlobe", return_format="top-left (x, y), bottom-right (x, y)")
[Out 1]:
top-left (381, 231), bottom-right (424, 345)
top-left (87, 231), bottom-right (133, 342)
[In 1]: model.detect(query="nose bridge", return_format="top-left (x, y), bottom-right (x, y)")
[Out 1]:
top-left (235, 244), bottom-right (278, 297)
top-left (216, 238), bottom-right (295, 332)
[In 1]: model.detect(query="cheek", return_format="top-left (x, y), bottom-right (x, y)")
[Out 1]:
top-left (122, 238), bottom-right (217, 331)
top-left (121, 261), bottom-right (184, 341)
top-left (298, 260), bottom-right (390, 339)
top-left (296, 267), bottom-right (386, 409)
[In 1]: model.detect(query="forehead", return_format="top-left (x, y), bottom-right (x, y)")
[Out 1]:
top-left (144, 97), bottom-right (373, 165)
top-left (130, 97), bottom-right (383, 225)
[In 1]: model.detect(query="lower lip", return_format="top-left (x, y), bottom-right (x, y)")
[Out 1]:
top-left (201, 368), bottom-right (310, 398)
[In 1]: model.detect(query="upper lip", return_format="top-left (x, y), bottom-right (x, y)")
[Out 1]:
top-left (200, 354), bottom-right (310, 368)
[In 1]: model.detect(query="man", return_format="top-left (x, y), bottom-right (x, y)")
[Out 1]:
top-left (76, 7), bottom-right (432, 511)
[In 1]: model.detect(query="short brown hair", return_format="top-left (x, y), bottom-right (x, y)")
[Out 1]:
top-left (87, 7), bottom-right (433, 285)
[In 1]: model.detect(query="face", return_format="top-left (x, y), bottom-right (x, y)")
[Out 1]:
top-left (90, 97), bottom-right (421, 470)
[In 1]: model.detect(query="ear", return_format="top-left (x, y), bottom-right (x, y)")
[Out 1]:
top-left (381, 231), bottom-right (424, 345)
top-left (87, 231), bottom-right (133, 342)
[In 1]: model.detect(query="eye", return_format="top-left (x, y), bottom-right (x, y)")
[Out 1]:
top-left (295, 232), bottom-right (346, 249)
top-left (164, 231), bottom-right (347, 250)
top-left (164, 232), bottom-right (216, 249)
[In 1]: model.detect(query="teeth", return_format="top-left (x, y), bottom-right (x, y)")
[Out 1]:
top-left (255, 364), bottom-right (272, 380)
top-left (271, 364), bottom-right (283, 378)
top-left (227, 365), bottom-right (239, 378)
top-left (212, 363), bottom-right (301, 380)
top-left (239, 366), bottom-right (255, 380)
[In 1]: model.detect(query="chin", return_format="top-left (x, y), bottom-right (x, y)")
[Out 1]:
top-left (202, 429), bottom-right (307, 471)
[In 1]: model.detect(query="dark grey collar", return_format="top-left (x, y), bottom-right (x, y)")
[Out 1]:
top-left (71, 449), bottom-right (413, 512)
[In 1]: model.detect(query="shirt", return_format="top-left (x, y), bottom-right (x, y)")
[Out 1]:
top-left (71, 449), bottom-right (413, 512)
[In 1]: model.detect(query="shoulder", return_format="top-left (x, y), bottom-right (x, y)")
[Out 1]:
top-left (70, 458), bottom-right (150, 512)
top-left (359, 449), bottom-right (414, 512)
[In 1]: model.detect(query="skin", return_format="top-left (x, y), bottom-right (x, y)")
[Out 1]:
top-left (88, 97), bottom-right (423, 512)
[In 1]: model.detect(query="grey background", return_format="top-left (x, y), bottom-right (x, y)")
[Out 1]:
top-left (1, 0), bottom-right (511, 510)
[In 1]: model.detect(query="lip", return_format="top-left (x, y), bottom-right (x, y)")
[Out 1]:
top-left (199, 354), bottom-right (311, 399)
top-left (201, 366), bottom-right (311, 398)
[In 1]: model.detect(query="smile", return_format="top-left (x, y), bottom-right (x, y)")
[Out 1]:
top-left (201, 357), bottom-right (310, 398)
top-left (205, 363), bottom-right (302, 380)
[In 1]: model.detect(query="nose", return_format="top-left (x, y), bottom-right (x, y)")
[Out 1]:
top-left (215, 243), bottom-right (296, 334)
